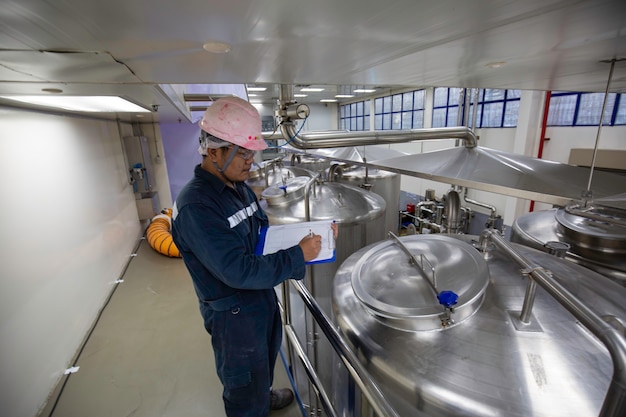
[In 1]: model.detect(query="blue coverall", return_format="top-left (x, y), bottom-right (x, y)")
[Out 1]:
top-left (172, 164), bottom-right (306, 417)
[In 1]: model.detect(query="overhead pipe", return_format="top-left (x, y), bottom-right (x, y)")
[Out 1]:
top-left (275, 84), bottom-right (478, 149)
top-left (280, 123), bottom-right (478, 149)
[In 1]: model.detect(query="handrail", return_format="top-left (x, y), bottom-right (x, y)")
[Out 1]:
top-left (282, 323), bottom-right (338, 417)
top-left (287, 279), bottom-right (402, 417)
top-left (481, 229), bottom-right (626, 417)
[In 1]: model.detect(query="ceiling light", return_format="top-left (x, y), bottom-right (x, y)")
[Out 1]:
top-left (301, 88), bottom-right (324, 92)
top-left (353, 89), bottom-right (376, 93)
top-left (0, 95), bottom-right (151, 112)
top-left (335, 94), bottom-right (355, 98)
top-left (247, 87), bottom-right (267, 92)
top-left (202, 41), bottom-right (232, 54)
top-left (294, 94), bottom-right (308, 97)
top-left (486, 61), bottom-right (507, 69)
top-left (41, 88), bottom-right (63, 94)
top-left (248, 93), bottom-right (258, 97)
top-left (320, 99), bottom-right (338, 103)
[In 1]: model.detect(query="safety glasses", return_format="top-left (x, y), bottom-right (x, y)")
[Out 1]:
top-left (228, 146), bottom-right (256, 160)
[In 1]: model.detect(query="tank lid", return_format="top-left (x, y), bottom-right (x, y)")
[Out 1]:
top-left (351, 234), bottom-right (489, 331)
top-left (555, 207), bottom-right (626, 241)
top-left (261, 176), bottom-right (310, 205)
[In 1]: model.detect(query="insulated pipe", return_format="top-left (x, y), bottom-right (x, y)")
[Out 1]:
top-left (280, 122), bottom-right (478, 149)
top-left (482, 229), bottom-right (626, 417)
top-left (276, 83), bottom-right (477, 149)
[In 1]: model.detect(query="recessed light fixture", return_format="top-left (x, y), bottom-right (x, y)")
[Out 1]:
top-left (41, 88), bottom-right (63, 94)
top-left (294, 94), bottom-right (308, 97)
top-left (486, 61), bottom-right (507, 69)
top-left (0, 95), bottom-right (151, 112)
top-left (353, 89), bottom-right (376, 93)
top-left (335, 94), bottom-right (355, 98)
top-left (320, 99), bottom-right (338, 103)
top-left (202, 41), bottom-right (232, 54)
top-left (248, 93), bottom-right (258, 97)
top-left (247, 87), bottom-right (267, 92)
top-left (301, 88), bottom-right (324, 92)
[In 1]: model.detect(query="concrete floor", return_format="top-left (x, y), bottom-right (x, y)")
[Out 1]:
top-left (38, 239), bottom-right (304, 417)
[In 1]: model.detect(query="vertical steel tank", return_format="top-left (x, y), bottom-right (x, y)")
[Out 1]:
top-left (260, 175), bottom-right (386, 413)
top-left (328, 162), bottom-right (401, 235)
top-left (332, 233), bottom-right (626, 417)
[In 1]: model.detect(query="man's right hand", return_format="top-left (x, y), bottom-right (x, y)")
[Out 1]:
top-left (298, 233), bottom-right (322, 262)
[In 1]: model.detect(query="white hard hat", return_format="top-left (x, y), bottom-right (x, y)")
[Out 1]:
top-left (199, 96), bottom-right (268, 151)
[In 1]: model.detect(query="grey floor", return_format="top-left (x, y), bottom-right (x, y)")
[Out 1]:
top-left (38, 238), bottom-right (304, 417)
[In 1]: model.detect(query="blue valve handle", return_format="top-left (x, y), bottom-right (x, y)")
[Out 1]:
top-left (437, 290), bottom-right (459, 308)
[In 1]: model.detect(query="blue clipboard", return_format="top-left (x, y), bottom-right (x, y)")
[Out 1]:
top-left (255, 220), bottom-right (336, 265)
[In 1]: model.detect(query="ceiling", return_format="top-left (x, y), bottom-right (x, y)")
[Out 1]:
top-left (1, 0), bottom-right (625, 124)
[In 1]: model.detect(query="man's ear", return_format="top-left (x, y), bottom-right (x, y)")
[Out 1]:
top-left (206, 147), bottom-right (220, 161)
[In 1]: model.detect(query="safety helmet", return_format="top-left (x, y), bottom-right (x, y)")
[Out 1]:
top-left (199, 96), bottom-right (268, 151)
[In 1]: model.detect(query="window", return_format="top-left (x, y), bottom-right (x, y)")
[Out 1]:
top-left (433, 87), bottom-right (521, 128)
top-left (373, 89), bottom-right (425, 130)
top-left (340, 99), bottom-right (370, 131)
top-left (547, 91), bottom-right (625, 126)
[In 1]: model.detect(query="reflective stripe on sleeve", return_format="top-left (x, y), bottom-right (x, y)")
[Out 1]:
top-left (227, 202), bottom-right (259, 228)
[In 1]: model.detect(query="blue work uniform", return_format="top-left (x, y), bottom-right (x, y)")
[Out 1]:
top-left (172, 164), bottom-right (306, 417)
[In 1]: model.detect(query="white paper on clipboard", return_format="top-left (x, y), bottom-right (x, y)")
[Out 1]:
top-left (256, 220), bottom-right (336, 264)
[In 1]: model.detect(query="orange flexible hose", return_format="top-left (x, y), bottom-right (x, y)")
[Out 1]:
top-left (146, 210), bottom-right (181, 258)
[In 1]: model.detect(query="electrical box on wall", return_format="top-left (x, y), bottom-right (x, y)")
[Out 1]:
top-left (123, 136), bottom-right (160, 220)
top-left (123, 136), bottom-right (154, 194)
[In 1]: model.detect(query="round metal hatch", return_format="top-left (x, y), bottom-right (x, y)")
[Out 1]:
top-left (261, 176), bottom-right (310, 205)
top-left (350, 234), bottom-right (489, 331)
top-left (555, 207), bottom-right (626, 263)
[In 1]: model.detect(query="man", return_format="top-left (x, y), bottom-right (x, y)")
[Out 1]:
top-left (172, 96), bottom-right (331, 416)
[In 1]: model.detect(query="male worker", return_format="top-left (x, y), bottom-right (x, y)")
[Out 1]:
top-left (172, 96), bottom-right (335, 416)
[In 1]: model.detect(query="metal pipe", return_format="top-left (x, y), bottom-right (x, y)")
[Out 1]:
top-left (280, 122), bottom-right (478, 149)
top-left (283, 324), bottom-right (338, 417)
top-left (303, 174), bottom-right (320, 221)
top-left (276, 83), bottom-right (477, 150)
top-left (290, 279), bottom-right (402, 417)
top-left (444, 189), bottom-right (461, 233)
top-left (587, 59), bottom-right (617, 197)
top-left (483, 229), bottom-right (626, 417)
top-left (519, 277), bottom-right (538, 324)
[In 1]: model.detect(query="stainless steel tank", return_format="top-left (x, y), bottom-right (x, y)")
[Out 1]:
top-left (284, 152), bottom-right (332, 175)
top-left (329, 162), bottom-right (401, 235)
top-left (510, 207), bottom-right (626, 286)
top-left (246, 159), bottom-right (315, 200)
top-left (332, 233), bottom-right (626, 417)
top-left (260, 176), bottom-right (387, 411)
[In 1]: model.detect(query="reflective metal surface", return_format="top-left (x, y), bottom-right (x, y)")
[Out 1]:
top-left (261, 179), bottom-right (386, 412)
top-left (370, 146), bottom-right (626, 206)
top-left (350, 235), bottom-right (489, 331)
top-left (246, 162), bottom-right (314, 199)
top-left (511, 209), bottom-right (626, 285)
top-left (330, 163), bottom-right (401, 234)
top-left (333, 234), bottom-right (626, 417)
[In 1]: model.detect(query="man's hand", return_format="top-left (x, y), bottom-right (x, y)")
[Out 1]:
top-left (299, 233), bottom-right (322, 262)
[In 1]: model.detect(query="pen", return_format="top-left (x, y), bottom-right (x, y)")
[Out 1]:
top-left (308, 229), bottom-right (313, 238)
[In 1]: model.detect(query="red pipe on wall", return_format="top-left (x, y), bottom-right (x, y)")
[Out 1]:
top-left (529, 91), bottom-right (552, 212)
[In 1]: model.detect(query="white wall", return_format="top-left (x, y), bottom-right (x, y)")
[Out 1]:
top-left (0, 107), bottom-right (144, 417)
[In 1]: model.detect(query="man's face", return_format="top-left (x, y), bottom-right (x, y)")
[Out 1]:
top-left (218, 146), bottom-right (256, 182)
